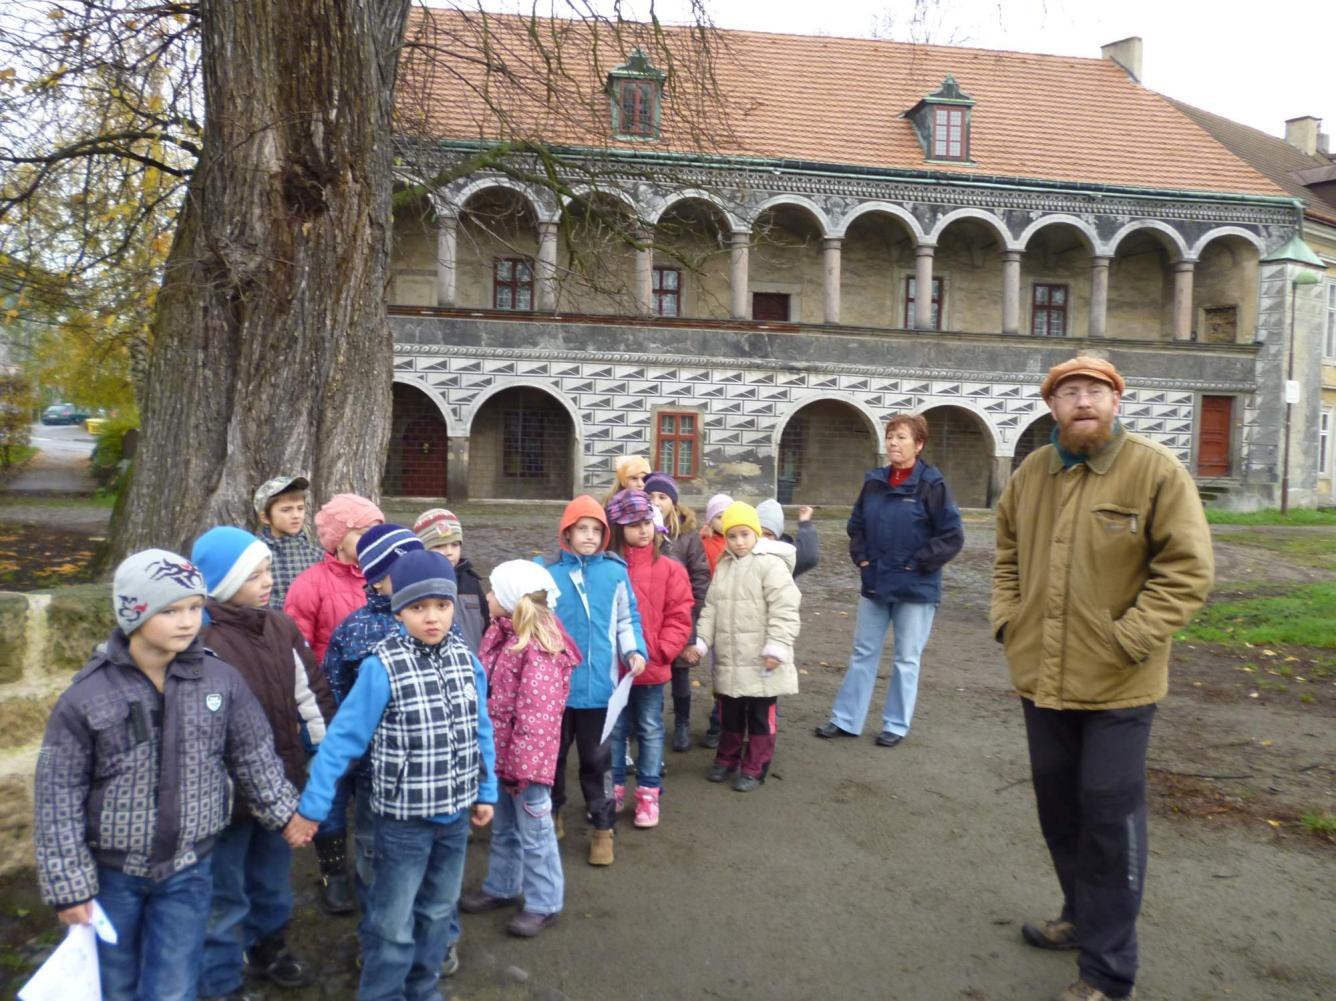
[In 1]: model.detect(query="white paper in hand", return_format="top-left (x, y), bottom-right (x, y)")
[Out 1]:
top-left (18, 922), bottom-right (101, 1001)
top-left (600, 672), bottom-right (636, 745)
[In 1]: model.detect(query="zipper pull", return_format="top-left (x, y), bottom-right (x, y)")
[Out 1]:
top-left (1130, 514), bottom-right (1138, 535)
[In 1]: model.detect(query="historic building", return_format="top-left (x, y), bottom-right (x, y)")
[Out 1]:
top-left (385, 15), bottom-right (1326, 510)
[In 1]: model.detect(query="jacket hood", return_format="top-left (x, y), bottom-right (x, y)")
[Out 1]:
top-left (753, 537), bottom-right (798, 573)
top-left (558, 495), bottom-right (609, 554)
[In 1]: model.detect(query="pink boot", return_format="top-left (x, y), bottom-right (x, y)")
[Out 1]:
top-left (614, 784), bottom-right (626, 813)
top-left (633, 787), bottom-right (660, 828)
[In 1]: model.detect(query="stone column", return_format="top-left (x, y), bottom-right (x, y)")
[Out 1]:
top-left (536, 221), bottom-right (558, 312)
top-left (1089, 256), bottom-right (1111, 338)
top-left (730, 230), bottom-right (750, 319)
top-left (634, 228), bottom-right (654, 316)
top-left (435, 215), bottom-right (457, 307)
top-left (822, 237), bottom-right (842, 325)
top-left (914, 244), bottom-right (936, 330)
top-left (1172, 259), bottom-right (1195, 341)
top-left (1001, 250), bottom-right (1021, 334)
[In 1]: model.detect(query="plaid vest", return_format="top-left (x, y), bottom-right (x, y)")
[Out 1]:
top-left (369, 632), bottom-right (480, 819)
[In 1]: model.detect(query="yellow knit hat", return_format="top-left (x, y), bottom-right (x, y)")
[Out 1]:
top-left (719, 501), bottom-right (762, 538)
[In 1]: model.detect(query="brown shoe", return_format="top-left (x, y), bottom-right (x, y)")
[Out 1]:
top-left (1022, 918), bottom-right (1078, 950)
top-left (1055, 980), bottom-right (1135, 1001)
top-left (588, 828), bottom-right (614, 866)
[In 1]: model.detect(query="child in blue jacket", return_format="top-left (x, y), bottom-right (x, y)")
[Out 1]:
top-left (538, 495), bottom-right (646, 867)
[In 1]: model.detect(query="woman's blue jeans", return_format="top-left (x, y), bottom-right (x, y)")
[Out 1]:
top-left (829, 596), bottom-right (937, 736)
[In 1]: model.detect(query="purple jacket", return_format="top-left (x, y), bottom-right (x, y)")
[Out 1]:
top-left (34, 630), bottom-right (298, 908)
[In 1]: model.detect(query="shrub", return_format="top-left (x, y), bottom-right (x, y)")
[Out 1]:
top-left (0, 373), bottom-right (36, 467)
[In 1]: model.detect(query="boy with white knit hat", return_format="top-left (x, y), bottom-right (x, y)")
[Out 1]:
top-left (34, 549), bottom-right (301, 1000)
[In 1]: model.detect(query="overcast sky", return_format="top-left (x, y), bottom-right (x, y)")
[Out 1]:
top-left (447, 0), bottom-right (1333, 141)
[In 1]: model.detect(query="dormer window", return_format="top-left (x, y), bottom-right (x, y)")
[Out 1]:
top-left (607, 49), bottom-right (666, 140)
top-left (905, 75), bottom-right (974, 164)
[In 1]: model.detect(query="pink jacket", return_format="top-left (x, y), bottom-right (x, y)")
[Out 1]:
top-left (284, 554), bottom-right (368, 663)
top-left (479, 616), bottom-right (581, 788)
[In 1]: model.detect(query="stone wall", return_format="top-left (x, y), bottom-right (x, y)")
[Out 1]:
top-left (0, 585), bottom-right (115, 877)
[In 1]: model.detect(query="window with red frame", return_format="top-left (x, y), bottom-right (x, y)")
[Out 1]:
top-left (652, 266), bottom-right (680, 317)
top-left (655, 412), bottom-right (698, 480)
top-left (618, 80), bottom-right (657, 137)
top-left (1031, 283), bottom-right (1069, 337)
top-left (932, 107), bottom-right (966, 160)
top-left (493, 258), bottom-right (534, 310)
top-left (903, 276), bottom-right (944, 329)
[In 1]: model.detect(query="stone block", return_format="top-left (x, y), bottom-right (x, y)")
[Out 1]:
top-left (0, 693), bottom-right (61, 751)
top-left (45, 583), bottom-right (114, 676)
top-left (0, 777), bottom-right (34, 877)
top-left (0, 592), bottom-right (28, 684)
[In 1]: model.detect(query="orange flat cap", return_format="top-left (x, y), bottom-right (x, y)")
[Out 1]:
top-left (1040, 356), bottom-right (1126, 399)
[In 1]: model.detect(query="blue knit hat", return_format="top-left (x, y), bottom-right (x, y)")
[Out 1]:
top-left (389, 550), bottom-right (458, 614)
top-left (113, 549), bottom-right (206, 634)
top-left (643, 471), bottom-right (678, 504)
top-left (191, 527), bottom-right (272, 603)
top-left (356, 524), bottom-right (425, 584)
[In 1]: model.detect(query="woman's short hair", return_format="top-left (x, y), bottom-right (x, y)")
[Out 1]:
top-left (885, 413), bottom-right (928, 445)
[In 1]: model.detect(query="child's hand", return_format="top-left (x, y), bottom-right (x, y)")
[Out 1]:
top-left (283, 813), bottom-right (319, 848)
top-left (764, 656), bottom-right (781, 672)
top-left (798, 505), bottom-right (814, 522)
top-left (57, 902), bottom-right (93, 926)
top-left (627, 653), bottom-right (647, 677)
top-left (680, 647), bottom-right (702, 666)
top-left (471, 804), bottom-right (494, 827)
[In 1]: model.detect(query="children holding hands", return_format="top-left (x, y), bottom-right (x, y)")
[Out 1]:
top-left (459, 561), bottom-right (580, 937)
top-left (288, 549), bottom-right (496, 1001)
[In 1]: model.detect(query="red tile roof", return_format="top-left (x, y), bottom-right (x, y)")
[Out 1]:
top-left (398, 10), bottom-right (1286, 199)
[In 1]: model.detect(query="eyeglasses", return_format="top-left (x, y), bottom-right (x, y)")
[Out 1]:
top-left (1053, 384), bottom-right (1113, 403)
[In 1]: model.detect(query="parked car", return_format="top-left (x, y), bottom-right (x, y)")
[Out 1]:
top-left (41, 403), bottom-right (90, 426)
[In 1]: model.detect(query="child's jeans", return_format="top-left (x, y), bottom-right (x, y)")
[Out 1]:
top-left (97, 857), bottom-right (213, 1001)
top-left (610, 683), bottom-right (666, 788)
top-left (198, 817), bottom-right (294, 996)
top-left (481, 783), bottom-right (563, 915)
top-left (552, 706), bottom-right (615, 830)
top-left (359, 815), bottom-right (468, 1001)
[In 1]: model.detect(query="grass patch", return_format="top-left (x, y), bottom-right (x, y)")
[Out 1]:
top-left (1219, 530), bottom-right (1336, 567)
top-left (0, 494), bottom-right (115, 510)
top-left (0, 446), bottom-right (37, 470)
top-left (1301, 811), bottom-right (1336, 835)
top-left (1206, 507), bottom-right (1336, 525)
top-left (1180, 582), bottom-right (1336, 648)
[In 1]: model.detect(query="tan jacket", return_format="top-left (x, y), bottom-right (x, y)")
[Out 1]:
top-left (696, 543), bottom-right (802, 698)
top-left (991, 430), bottom-right (1214, 710)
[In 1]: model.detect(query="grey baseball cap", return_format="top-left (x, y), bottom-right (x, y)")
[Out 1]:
top-left (253, 474), bottom-right (310, 515)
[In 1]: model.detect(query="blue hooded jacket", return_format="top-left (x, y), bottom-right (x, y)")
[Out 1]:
top-left (539, 496), bottom-right (646, 710)
top-left (847, 461), bottom-right (964, 604)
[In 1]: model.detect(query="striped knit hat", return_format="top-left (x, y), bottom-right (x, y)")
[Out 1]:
top-left (356, 524), bottom-right (425, 585)
top-left (413, 508), bottom-right (463, 548)
top-left (389, 550), bottom-right (458, 614)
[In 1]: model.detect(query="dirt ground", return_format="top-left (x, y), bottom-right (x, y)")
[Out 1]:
top-left (2, 502), bottom-right (1334, 1000)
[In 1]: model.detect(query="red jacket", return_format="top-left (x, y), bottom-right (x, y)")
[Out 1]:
top-left (701, 531), bottom-right (727, 575)
top-left (480, 616), bottom-right (581, 788)
top-left (284, 554), bottom-right (368, 663)
top-left (623, 543), bottom-right (694, 686)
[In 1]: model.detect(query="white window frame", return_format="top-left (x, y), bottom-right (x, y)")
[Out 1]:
top-left (1322, 407), bottom-right (1334, 477)
top-left (1324, 280), bottom-right (1336, 360)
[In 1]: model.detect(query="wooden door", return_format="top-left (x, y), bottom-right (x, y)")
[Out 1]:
top-left (1198, 396), bottom-right (1232, 476)
top-left (401, 417), bottom-right (448, 495)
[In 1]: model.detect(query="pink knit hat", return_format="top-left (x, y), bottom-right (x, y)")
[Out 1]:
top-left (314, 494), bottom-right (384, 552)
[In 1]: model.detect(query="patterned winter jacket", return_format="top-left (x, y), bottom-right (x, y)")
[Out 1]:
top-left (321, 587), bottom-right (399, 781)
top-left (479, 616), bottom-right (581, 788)
top-left (260, 526), bottom-right (323, 610)
top-left (285, 553), bottom-right (368, 663)
top-left (34, 630), bottom-right (298, 908)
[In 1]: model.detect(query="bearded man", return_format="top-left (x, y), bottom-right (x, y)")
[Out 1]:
top-left (991, 356), bottom-right (1214, 1001)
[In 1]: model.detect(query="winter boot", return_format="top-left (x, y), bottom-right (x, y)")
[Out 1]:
top-left (588, 828), bottom-right (615, 866)
top-left (245, 932), bottom-right (312, 988)
top-left (672, 716), bottom-right (691, 752)
top-left (314, 833), bottom-right (355, 915)
top-left (633, 787), bottom-right (661, 827)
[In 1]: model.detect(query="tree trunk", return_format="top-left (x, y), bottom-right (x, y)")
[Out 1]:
top-left (107, 0), bottom-right (410, 563)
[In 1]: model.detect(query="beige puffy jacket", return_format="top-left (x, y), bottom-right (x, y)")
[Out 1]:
top-left (991, 430), bottom-right (1214, 710)
top-left (696, 542), bottom-right (802, 698)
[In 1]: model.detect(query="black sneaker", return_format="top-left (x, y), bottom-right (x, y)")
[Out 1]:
top-left (246, 936), bottom-right (313, 988)
top-left (731, 774), bottom-right (762, 793)
top-left (319, 872), bottom-right (356, 915)
top-left (814, 721), bottom-right (856, 739)
top-left (700, 727), bottom-right (721, 749)
top-left (706, 762), bottom-right (734, 783)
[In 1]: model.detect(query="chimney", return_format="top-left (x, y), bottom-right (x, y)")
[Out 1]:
top-left (1284, 116), bottom-right (1322, 156)
top-left (1101, 37), bottom-right (1142, 83)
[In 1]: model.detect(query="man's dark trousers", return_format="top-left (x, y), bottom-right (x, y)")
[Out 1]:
top-left (1022, 698), bottom-right (1155, 999)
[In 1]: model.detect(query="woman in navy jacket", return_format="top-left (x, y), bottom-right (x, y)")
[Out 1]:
top-left (815, 413), bottom-right (964, 747)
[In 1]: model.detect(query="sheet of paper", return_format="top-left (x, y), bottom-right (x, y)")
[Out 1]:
top-left (600, 672), bottom-right (636, 745)
top-left (18, 922), bottom-right (101, 1001)
top-left (89, 900), bottom-right (118, 944)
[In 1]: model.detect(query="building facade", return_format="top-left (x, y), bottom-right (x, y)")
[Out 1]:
top-left (385, 15), bottom-right (1325, 510)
